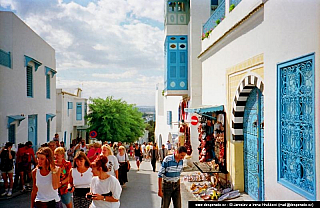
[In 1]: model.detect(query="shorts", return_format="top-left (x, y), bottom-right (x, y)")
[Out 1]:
top-left (60, 192), bottom-right (72, 205)
top-left (1, 169), bottom-right (14, 174)
top-left (135, 156), bottom-right (140, 161)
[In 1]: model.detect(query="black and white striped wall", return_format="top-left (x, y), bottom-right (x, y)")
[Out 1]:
top-left (231, 75), bottom-right (264, 140)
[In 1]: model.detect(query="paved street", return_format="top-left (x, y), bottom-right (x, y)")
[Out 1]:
top-left (0, 159), bottom-right (193, 208)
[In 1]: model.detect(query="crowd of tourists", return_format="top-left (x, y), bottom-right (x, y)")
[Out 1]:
top-left (0, 136), bottom-right (130, 208)
top-left (0, 137), bottom-right (186, 208)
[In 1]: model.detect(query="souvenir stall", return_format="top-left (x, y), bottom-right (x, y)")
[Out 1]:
top-left (182, 106), bottom-right (239, 201)
top-left (178, 97), bottom-right (192, 156)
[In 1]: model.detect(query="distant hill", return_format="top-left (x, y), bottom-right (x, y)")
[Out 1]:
top-left (136, 106), bottom-right (155, 114)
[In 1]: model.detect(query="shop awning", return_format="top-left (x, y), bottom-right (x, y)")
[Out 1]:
top-left (46, 113), bottom-right (56, 121)
top-left (185, 105), bottom-right (224, 114)
top-left (7, 115), bottom-right (25, 128)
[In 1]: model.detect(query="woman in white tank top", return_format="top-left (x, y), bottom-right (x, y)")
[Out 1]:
top-left (31, 147), bottom-right (61, 208)
top-left (69, 151), bottom-right (93, 208)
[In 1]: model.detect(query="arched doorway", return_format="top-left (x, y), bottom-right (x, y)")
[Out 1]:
top-left (243, 87), bottom-right (264, 201)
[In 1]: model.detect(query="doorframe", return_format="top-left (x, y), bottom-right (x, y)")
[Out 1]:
top-left (231, 75), bottom-right (264, 200)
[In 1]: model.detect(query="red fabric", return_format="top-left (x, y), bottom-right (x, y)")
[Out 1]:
top-left (17, 147), bottom-right (35, 163)
top-left (87, 148), bottom-right (101, 162)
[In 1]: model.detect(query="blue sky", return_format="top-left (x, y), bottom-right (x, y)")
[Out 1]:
top-left (0, 0), bottom-right (164, 106)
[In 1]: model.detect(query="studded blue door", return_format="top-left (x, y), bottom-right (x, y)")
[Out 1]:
top-left (243, 87), bottom-right (264, 201)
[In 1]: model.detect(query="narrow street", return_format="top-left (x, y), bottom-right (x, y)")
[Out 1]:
top-left (0, 159), bottom-right (193, 208)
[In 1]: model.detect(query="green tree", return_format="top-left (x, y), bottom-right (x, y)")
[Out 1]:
top-left (86, 97), bottom-right (145, 143)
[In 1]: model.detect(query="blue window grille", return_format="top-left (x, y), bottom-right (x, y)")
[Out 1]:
top-left (47, 120), bottom-right (50, 142)
top-left (26, 66), bottom-right (33, 97)
top-left (277, 53), bottom-right (316, 200)
top-left (46, 74), bottom-right (50, 99)
top-left (8, 124), bottom-right (15, 144)
top-left (167, 111), bottom-right (172, 125)
top-left (0, 49), bottom-right (11, 68)
top-left (76, 102), bottom-right (82, 121)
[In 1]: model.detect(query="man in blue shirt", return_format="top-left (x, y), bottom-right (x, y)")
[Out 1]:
top-left (158, 146), bottom-right (187, 208)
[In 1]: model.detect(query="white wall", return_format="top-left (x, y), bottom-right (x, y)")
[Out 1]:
top-left (200, 0), bottom-right (320, 200)
top-left (0, 12), bottom-right (56, 147)
top-left (155, 83), bottom-right (181, 147)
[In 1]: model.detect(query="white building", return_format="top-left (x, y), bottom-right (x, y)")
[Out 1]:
top-left (156, 0), bottom-right (320, 201)
top-left (199, 0), bottom-right (319, 201)
top-left (155, 83), bottom-right (181, 148)
top-left (56, 88), bottom-right (88, 148)
top-left (155, 0), bottom-right (210, 160)
top-left (0, 11), bottom-right (57, 150)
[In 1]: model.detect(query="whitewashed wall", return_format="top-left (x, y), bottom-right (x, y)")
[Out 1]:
top-left (200, 0), bottom-right (320, 200)
top-left (0, 12), bottom-right (56, 147)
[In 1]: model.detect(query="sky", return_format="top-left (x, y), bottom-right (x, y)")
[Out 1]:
top-left (0, 0), bottom-right (164, 106)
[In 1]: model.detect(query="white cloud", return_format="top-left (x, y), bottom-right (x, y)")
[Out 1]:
top-left (92, 70), bottom-right (138, 79)
top-left (6, 0), bottom-right (165, 105)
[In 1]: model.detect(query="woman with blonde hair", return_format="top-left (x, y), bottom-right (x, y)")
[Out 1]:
top-left (68, 151), bottom-right (93, 208)
top-left (54, 147), bottom-right (72, 208)
top-left (101, 144), bottom-right (119, 179)
top-left (87, 155), bottom-right (122, 208)
top-left (116, 146), bottom-right (130, 187)
top-left (31, 147), bottom-right (61, 208)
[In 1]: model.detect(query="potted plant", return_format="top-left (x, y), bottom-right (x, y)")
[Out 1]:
top-left (229, 4), bottom-right (235, 12)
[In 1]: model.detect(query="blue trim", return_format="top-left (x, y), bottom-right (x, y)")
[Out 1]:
top-left (45, 66), bottom-right (57, 78)
top-left (25, 55), bottom-right (42, 71)
top-left (46, 113), bottom-right (56, 121)
top-left (277, 53), bottom-right (316, 201)
top-left (7, 115), bottom-right (25, 128)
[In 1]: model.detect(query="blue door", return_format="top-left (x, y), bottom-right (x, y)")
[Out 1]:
top-left (28, 115), bottom-right (37, 152)
top-left (243, 88), bottom-right (264, 201)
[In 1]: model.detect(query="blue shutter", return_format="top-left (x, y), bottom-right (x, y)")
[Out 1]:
top-left (68, 102), bottom-right (73, 109)
top-left (68, 102), bottom-right (73, 117)
top-left (46, 74), bottom-right (50, 99)
top-left (0, 49), bottom-right (11, 68)
top-left (165, 35), bottom-right (188, 91)
top-left (64, 131), bottom-right (67, 144)
top-left (26, 66), bottom-right (33, 97)
top-left (76, 102), bottom-right (82, 120)
top-left (47, 120), bottom-right (50, 142)
top-left (167, 111), bottom-right (172, 125)
top-left (8, 124), bottom-right (15, 144)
